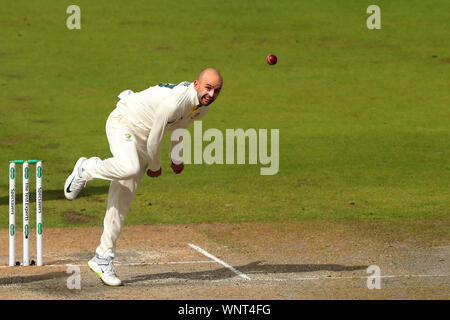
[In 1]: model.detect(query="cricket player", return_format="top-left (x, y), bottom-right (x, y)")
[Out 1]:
top-left (64, 68), bottom-right (223, 286)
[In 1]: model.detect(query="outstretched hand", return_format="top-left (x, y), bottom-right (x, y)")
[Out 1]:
top-left (146, 168), bottom-right (161, 178)
top-left (171, 161), bottom-right (184, 174)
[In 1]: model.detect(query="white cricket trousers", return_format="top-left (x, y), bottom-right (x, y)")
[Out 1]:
top-left (81, 108), bottom-right (148, 257)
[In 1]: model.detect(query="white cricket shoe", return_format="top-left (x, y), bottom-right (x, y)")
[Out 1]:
top-left (64, 157), bottom-right (87, 200)
top-left (88, 253), bottom-right (123, 286)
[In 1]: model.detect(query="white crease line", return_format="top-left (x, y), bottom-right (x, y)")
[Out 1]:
top-left (253, 274), bottom-right (450, 281)
top-left (0, 260), bottom-right (215, 269)
top-left (188, 243), bottom-right (251, 280)
top-left (115, 261), bottom-right (214, 267)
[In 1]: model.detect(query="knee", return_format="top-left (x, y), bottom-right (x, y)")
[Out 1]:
top-left (119, 162), bottom-right (140, 179)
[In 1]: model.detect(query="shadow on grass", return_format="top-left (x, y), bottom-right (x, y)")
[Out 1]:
top-left (0, 186), bottom-right (110, 205)
top-left (123, 261), bottom-right (368, 284)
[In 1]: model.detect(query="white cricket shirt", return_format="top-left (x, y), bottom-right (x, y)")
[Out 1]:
top-left (114, 81), bottom-right (210, 171)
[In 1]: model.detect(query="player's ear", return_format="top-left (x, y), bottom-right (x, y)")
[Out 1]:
top-left (194, 80), bottom-right (200, 90)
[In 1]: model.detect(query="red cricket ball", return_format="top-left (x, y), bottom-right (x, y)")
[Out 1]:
top-left (266, 54), bottom-right (277, 65)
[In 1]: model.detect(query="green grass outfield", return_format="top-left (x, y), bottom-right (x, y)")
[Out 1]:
top-left (0, 1), bottom-right (449, 233)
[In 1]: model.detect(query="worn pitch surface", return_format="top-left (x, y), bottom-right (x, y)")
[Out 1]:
top-left (0, 221), bottom-right (448, 299)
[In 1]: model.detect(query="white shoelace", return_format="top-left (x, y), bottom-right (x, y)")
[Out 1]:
top-left (71, 176), bottom-right (86, 190)
top-left (101, 257), bottom-right (118, 277)
top-left (104, 262), bottom-right (116, 276)
top-left (96, 253), bottom-right (116, 274)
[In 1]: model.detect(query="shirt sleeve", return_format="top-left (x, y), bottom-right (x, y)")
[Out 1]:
top-left (169, 130), bottom-right (185, 165)
top-left (146, 98), bottom-right (178, 171)
top-left (166, 107), bottom-right (210, 165)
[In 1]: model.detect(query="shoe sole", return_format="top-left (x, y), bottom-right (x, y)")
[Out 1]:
top-left (64, 157), bottom-right (86, 200)
top-left (87, 261), bottom-right (122, 287)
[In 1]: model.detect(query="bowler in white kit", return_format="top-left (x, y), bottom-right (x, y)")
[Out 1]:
top-left (64, 68), bottom-right (223, 286)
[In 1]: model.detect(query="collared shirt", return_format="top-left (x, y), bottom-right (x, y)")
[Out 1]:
top-left (115, 81), bottom-right (210, 171)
